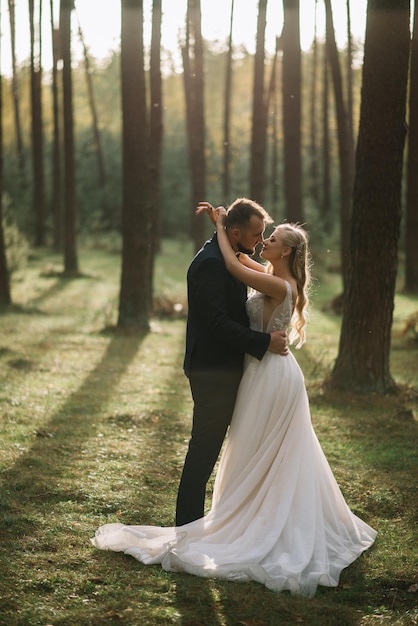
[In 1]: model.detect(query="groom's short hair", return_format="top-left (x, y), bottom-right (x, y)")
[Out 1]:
top-left (225, 197), bottom-right (273, 229)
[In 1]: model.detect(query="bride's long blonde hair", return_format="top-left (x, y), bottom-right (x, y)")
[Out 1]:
top-left (271, 223), bottom-right (312, 348)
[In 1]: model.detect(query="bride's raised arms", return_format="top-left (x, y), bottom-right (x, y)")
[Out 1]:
top-left (197, 201), bottom-right (311, 348)
top-left (196, 201), bottom-right (267, 267)
top-left (195, 201), bottom-right (269, 274)
top-left (213, 207), bottom-right (288, 303)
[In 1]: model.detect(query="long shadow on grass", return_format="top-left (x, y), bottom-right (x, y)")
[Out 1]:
top-left (102, 320), bottom-right (191, 529)
top-left (17, 271), bottom-right (97, 314)
top-left (0, 331), bottom-right (145, 564)
top-left (170, 570), bottom-right (365, 626)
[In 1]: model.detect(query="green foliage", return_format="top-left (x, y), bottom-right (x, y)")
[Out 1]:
top-left (0, 244), bottom-right (417, 625)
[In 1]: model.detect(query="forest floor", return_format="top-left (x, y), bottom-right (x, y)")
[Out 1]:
top-left (0, 239), bottom-right (417, 626)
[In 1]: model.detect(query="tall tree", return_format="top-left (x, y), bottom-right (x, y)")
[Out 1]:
top-left (404, 0), bottom-right (418, 293)
top-left (0, 5), bottom-right (11, 307)
top-left (76, 14), bottom-right (106, 188)
top-left (250, 0), bottom-right (268, 204)
top-left (324, 0), bottom-right (354, 290)
top-left (346, 0), bottom-right (354, 150)
top-left (8, 0), bottom-right (26, 183)
top-left (50, 0), bottom-right (63, 250)
top-left (118, 0), bottom-right (151, 329)
top-left (329, 0), bottom-right (410, 394)
top-left (147, 0), bottom-right (163, 308)
top-left (282, 0), bottom-right (302, 223)
top-left (222, 0), bottom-right (234, 202)
top-left (182, 0), bottom-right (205, 251)
top-left (60, 0), bottom-right (78, 273)
top-left (321, 47), bottom-right (332, 231)
top-left (29, 0), bottom-right (46, 246)
top-left (269, 36), bottom-right (282, 218)
top-left (309, 0), bottom-right (320, 207)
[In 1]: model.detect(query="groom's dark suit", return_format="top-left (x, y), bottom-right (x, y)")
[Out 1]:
top-left (176, 233), bottom-right (270, 526)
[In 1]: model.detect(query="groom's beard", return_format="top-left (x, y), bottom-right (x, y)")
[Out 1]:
top-left (237, 243), bottom-right (256, 255)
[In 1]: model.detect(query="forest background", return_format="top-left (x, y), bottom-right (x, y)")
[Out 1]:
top-left (0, 0), bottom-right (369, 240)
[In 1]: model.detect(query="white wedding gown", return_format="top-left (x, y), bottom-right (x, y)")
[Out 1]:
top-left (91, 283), bottom-right (376, 597)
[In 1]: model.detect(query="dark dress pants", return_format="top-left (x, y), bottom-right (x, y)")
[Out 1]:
top-left (175, 368), bottom-right (242, 526)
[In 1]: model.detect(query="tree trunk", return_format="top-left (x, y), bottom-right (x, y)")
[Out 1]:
top-left (329, 0), bottom-right (410, 394)
top-left (0, 6), bottom-right (11, 307)
top-left (76, 16), bottom-right (106, 188)
top-left (282, 0), bottom-right (303, 223)
top-left (309, 1), bottom-right (320, 207)
top-left (50, 1), bottom-right (63, 250)
top-left (118, 0), bottom-right (151, 330)
top-left (8, 0), bottom-right (26, 184)
top-left (222, 0), bottom-right (234, 203)
top-left (29, 0), bottom-right (46, 247)
top-left (60, 0), bottom-right (78, 273)
top-left (183, 0), bottom-right (205, 252)
top-left (250, 0), bottom-right (268, 204)
top-left (324, 0), bottom-right (354, 290)
top-left (321, 46), bottom-right (332, 230)
top-left (346, 0), bottom-right (354, 151)
top-left (269, 36), bottom-right (282, 219)
top-left (404, 0), bottom-right (418, 293)
top-left (147, 0), bottom-right (163, 309)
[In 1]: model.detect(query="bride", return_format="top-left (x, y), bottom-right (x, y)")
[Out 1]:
top-left (91, 204), bottom-right (376, 597)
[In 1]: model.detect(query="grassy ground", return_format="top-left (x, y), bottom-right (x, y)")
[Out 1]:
top-left (0, 239), bottom-right (417, 626)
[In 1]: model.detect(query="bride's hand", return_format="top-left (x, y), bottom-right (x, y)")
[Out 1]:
top-left (214, 206), bottom-right (227, 226)
top-left (196, 201), bottom-right (217, 224)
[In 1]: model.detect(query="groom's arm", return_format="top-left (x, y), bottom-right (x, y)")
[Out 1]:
top-left (191, 257), bottom-right (271, 360)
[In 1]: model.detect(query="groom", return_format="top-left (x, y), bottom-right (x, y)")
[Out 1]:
top-left (175, 198), bottom-right (288, 526)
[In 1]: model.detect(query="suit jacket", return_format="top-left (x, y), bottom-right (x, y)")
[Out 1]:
top-left (183, 233), bottom-right (270, 377)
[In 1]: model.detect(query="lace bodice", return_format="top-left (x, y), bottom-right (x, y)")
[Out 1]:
top-left (246, 281), bottom-right (293, 333)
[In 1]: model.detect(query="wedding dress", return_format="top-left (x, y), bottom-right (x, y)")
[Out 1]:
top-left (91, 283), bottom-right (376, 597)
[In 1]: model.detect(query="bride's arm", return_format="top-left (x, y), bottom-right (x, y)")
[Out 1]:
top-left (238, 253), bottom-right (267, 273)
top-left (195, 201), bottom-right (267, 279)
top-left (216, 212), bottom-right (286, 300)
top-left (196, 202), bottom-right (268, 274)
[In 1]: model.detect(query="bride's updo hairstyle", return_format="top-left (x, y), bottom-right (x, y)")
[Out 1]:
top-left (276, 223), bottom-right (311, 348)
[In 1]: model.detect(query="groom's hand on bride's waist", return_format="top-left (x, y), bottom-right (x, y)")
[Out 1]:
top-left (268, 330), bottom-right (289, 356)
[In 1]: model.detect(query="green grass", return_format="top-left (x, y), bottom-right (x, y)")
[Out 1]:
top-left (0, 240), bottom-right (417, 626)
